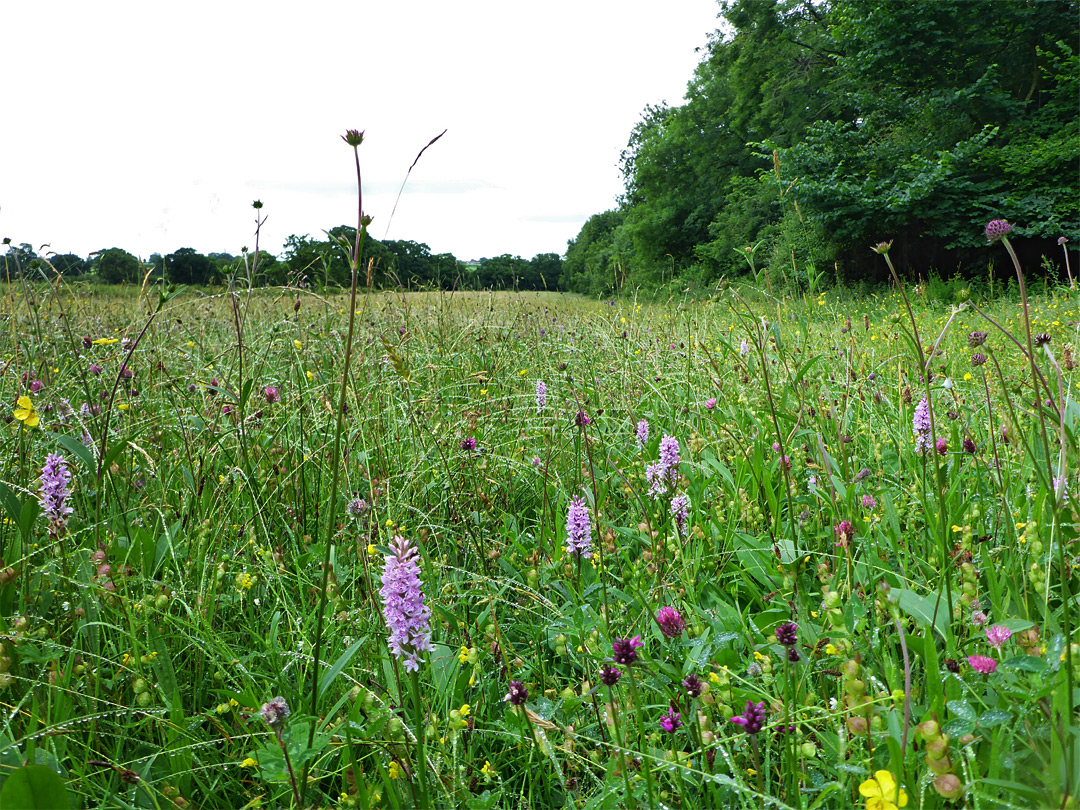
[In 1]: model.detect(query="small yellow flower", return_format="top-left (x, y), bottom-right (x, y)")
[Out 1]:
top-left (241, 757), bottom-right (257, 768)
top-left (367, 543), bottom-right (377, 556)
top-left (306, 370), bottom-right (313, 381)
top-left (294, 340), bottom-right (302, 350)
top-left (14, 396), bottom-right (39, 428)
top-left (480, 388), bottom-right (489, 396)
top-left (459, 703), bottom-right (471, 717)
top-left (859, 770), bottom-right (908, 810)
top-left (480, 760), bottom-right (494, 776)
top-left (92, 337), bottom-right (120, 345)
top-left (708, 672), bottom-right (721, 684)
top-left (459, 646), bottom-right (471, 664)
top-left (118, 403), bottom-right (129, 411)
top-left (825, 643), bottom-right (839, 655)
top-left (388, 761), bottom-right (401, 780)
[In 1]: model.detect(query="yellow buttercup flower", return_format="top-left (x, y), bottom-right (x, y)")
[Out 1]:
top-left (859, 770), bottom-right (908, 810)
top-left (14, 396), bottom-right (39, 428)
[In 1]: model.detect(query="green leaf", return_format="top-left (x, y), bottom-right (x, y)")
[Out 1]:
top-left (319, 638), bottom-right (365, 701)
top-left (893, 588), bottom-right (950, 639)
top-left (979, 708), bottom-right (1013, 728)
top-left (53, 434), bottom-right (95, 475)
top-left (946, 700), bottom-right (976, 722)
top-left (0, 765), bottom-right (69, 809)
top-left (1001, 655), bottom-right (1049, 674)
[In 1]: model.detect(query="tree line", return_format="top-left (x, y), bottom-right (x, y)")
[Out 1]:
top-left (1, 234), bottom-right (564, 292)
top-left (563, 0), bottom-right (1078, 295)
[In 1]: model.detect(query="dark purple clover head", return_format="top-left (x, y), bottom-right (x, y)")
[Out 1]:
top-left (775, 622), bottom-right (798, 647)
top-left (504, 680), bottom-right (528, 706)
top-left (730, 699), bottom-right (767, 735)
top-left (611, 635), bottom-right (643, 666)
top-left (659, 705), bottom-right (682, 733)
top-left (682, 674), bottom-right (703, 698)
top-left (461, 437), bottom-right (476, 451)
top-left (599, 665), bottom-right (623, 686)
top-left (968, 331), bottom-right (987, 348)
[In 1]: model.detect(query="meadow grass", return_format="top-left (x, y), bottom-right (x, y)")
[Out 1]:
top-left (0, 271), bottom-right (1078, 809)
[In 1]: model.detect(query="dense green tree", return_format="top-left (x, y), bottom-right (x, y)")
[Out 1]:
top-left (777, 0), bottom-right (1079, 278)
top-left (562, 210), bottom-right (626, 294)
top-left (573, 0), bottom-right (1078, 290)
top-left (528, 253), bottom-right (562, 290)
top-left (95, 248), bottom-right (142, 284)
top-left (45, 253), bottom-right (88, 276)
top-left (165, 247), bottom-right (212, 285)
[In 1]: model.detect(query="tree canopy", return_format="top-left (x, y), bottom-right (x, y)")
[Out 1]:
top-left (563, 0), bottom-right (1078, 293)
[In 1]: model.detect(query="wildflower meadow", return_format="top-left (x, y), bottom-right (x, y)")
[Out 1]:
top-left (1, 140), bottom-right (1079, 809)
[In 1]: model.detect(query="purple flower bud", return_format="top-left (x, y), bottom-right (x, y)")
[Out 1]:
top-left (259, 696), bottom-right (291, 729)
top-left (985, 219), bottom-right (1012, 243)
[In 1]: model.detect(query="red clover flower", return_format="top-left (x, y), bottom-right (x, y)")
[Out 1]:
top-left (968, 654), bottom-right (997, 674)
top-left (656, 606), bottom-right (686, 638)
top-left (985, 624), bottom-right (1012, 650)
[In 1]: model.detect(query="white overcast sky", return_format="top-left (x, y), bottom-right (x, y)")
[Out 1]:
top-left (3, 1), bottom-right (722, 263)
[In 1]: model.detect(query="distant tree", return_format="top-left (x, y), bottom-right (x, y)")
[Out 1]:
top-left (2, 243), bottom-right (40, 278)
top-left (562, 210), bottom-right (626, 294)
top-left (165, 247), bottom-right (212, 285)
top-left (528, 253), bottom-right (563, 290)
top-left (96, 248), bottom-right (141, 284)
top-left (45, 253), bottom-right (89, 276)
top-left (381, 240), bottom-right (437, 287)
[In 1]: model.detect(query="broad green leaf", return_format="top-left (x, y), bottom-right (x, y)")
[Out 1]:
top-left (0, 765), bottom-right (69, 809)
